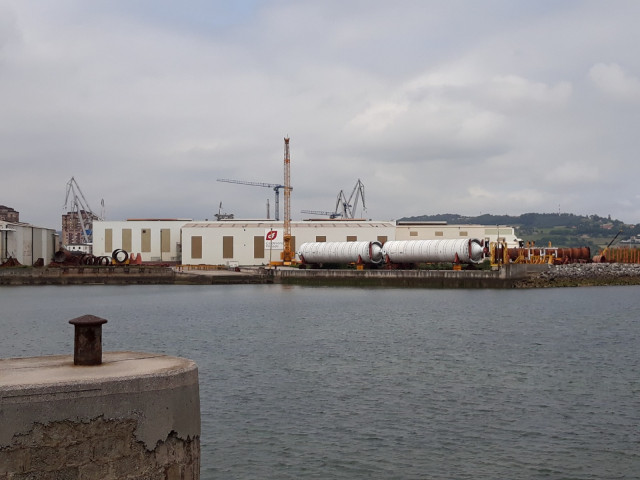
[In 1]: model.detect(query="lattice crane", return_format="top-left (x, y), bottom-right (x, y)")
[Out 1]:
top-left (216, 178), bottom-right (288, 220)
top-left (301, 209), bottom-right (343, 219)
top-left (63, 177), bottom-right (101, 244)
top-left (334, 179), bottom-right (366, 219)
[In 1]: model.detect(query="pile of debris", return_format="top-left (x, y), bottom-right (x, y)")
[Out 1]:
top-left (0, 257), bottom-right (22, 268)
top-left (516, 263), bottom-right (640, 288)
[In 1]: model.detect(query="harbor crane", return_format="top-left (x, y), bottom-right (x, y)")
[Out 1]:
top-left (301, 209), bottom-right (343, 219)
top-left (300, 179), bottom-right (366, 220)
top-left (63, 177), bottom-right (101, 244)
top-left (216, 178), bottom-right (290, 221)
top-left (336, 179), bottom-right (366, 219)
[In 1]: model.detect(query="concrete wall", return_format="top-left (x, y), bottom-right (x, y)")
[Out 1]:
top-left (0, 351), bottom-right (200, 479)
top-left (0, 266), bottom-right (176, 285)
top-left (275, 265), bottom-right (535, 288)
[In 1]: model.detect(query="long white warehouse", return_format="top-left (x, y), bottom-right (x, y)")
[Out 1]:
top-left (181, 220), bottom-right (395, 266)
top-left (91, 219), bottom-right (521, 266)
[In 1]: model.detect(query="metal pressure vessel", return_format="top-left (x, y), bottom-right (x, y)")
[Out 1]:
top-left (297, 241), bottom-right (384, 264)
top-left (382, 239), bottom-right (485, 264)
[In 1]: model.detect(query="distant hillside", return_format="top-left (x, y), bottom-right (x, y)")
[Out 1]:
top-left (398, 213), bottom-right (639, 251)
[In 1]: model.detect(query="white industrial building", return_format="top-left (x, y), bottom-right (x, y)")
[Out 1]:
top-left (181, 220), bottom-right (396, 266)
top-left (395, 221), bottom-right (522, 246)
top-left (90, 218), bottom-right (522, 266)
top-left (92, 219), bottom-right (190, 262)
top-left (0, 221), bottom-right (59, 266)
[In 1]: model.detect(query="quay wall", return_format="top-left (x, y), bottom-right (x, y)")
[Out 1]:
top-left (0, 352), bottom-right (201, 479)
top-left (274, 264), bottom-right (546, 288)
top-left (0, 267), bottom-right (273, 285)
top-left (0, 266), bottom-right (176, 285)
top-left (0, 264), bottom-right (550, 287)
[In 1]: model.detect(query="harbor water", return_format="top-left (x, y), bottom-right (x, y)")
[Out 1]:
top-left (1, 284), bottom-right (639, 479)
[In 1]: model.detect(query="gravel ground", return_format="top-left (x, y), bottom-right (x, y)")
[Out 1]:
top-left (515, 263), bottom-right (640, 288)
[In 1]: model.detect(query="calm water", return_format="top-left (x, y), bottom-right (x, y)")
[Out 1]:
top-left (1, 284), bottom-right (639, 479)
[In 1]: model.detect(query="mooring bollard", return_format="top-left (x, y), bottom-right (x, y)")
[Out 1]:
top-left (68, 314), bottom-right (108, 365)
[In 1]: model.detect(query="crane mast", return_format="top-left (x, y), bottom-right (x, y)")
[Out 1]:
top-left (282, 137), bottom-right (294, 264)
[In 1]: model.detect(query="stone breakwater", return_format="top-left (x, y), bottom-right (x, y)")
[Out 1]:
top-left (515, 263), bottom-right (640, 288)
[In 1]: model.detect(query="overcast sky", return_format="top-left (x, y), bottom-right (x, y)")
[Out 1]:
top-left (2, 0), bottom-right (640, 229)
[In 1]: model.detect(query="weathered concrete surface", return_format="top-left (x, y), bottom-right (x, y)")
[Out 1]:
top-left (274, 264), bottom-right (542, 288)
top-left (0, 266), bottom-right (273, 285)
top-left (1, 352), bottom-right (200, 478)
top-left (0, 417), bottom-right (199, 480)
top-left (0, 352), bottom-right (200, 450)
top-left (0, 266), bottom-right (176, 285)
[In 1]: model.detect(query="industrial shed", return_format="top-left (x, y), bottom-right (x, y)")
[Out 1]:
top-left (181, 220), bottom-right (396, 266)
top-left (395, 221), bottom-right (523, 248)
top-left (92, 219), bottom-right (190, 263)
top-left (0, 221), bottom-right (58, 266)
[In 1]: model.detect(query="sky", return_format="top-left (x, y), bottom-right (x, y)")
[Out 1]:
top-left (2, 0), bottom-right (640, 229)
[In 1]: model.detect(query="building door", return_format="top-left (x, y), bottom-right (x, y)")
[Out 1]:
top-left (161, 229), bottom-right (171, 261)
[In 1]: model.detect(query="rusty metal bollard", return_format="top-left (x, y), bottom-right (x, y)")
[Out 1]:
top-left (69, 314), bottom-right (108, 366)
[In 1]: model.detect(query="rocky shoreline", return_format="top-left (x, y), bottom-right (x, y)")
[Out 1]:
top-left (514, 263), bottom-right (640, 288)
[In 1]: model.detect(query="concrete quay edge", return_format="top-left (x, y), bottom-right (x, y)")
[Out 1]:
top-left (0, 351), bottom-right (200, 449)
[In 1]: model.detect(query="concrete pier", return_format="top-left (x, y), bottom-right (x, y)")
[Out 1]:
top-left (0, 351), bottom-right (200, 479)
top-left (274, 264), bottom-right (548, 288)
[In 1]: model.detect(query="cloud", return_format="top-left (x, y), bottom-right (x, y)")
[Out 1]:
top-left (543, 161), bottom-right (600, 185)
top-left (486, 75), bottom-right (572, 108)
top-left (2, 1), bottom-right (640, 228)
top-left (589, 63), bottom-right (640, 102)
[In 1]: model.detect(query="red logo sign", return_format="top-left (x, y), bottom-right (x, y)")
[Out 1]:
top-left (266, 230), bottom-right (278, 241)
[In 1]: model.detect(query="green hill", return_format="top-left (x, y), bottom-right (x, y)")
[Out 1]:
top-left (399, 213), bottom-right (638, 252)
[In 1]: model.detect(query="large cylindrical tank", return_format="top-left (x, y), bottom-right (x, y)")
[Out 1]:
top-left (297, 241), bottom-right (384, 264)
top-left (382, 239), bottom-right (485, 264)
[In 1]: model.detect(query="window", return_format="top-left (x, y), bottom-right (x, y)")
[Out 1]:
top-left (459, 231), bottom-right (468, 237)
top-left (316, 235), bottom-right (326, 242)
top-left (435, 231), bottom-right (443, 237)
top-left (410, 231), bottom-right (418, 237)
top-left (347, 235), bottom-right (357, 242)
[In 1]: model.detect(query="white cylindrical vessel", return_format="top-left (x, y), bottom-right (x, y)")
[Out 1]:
top-left (382, 239), bottom-right (485, 264)
top-left (297, 241), bottom-right (383, 264)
